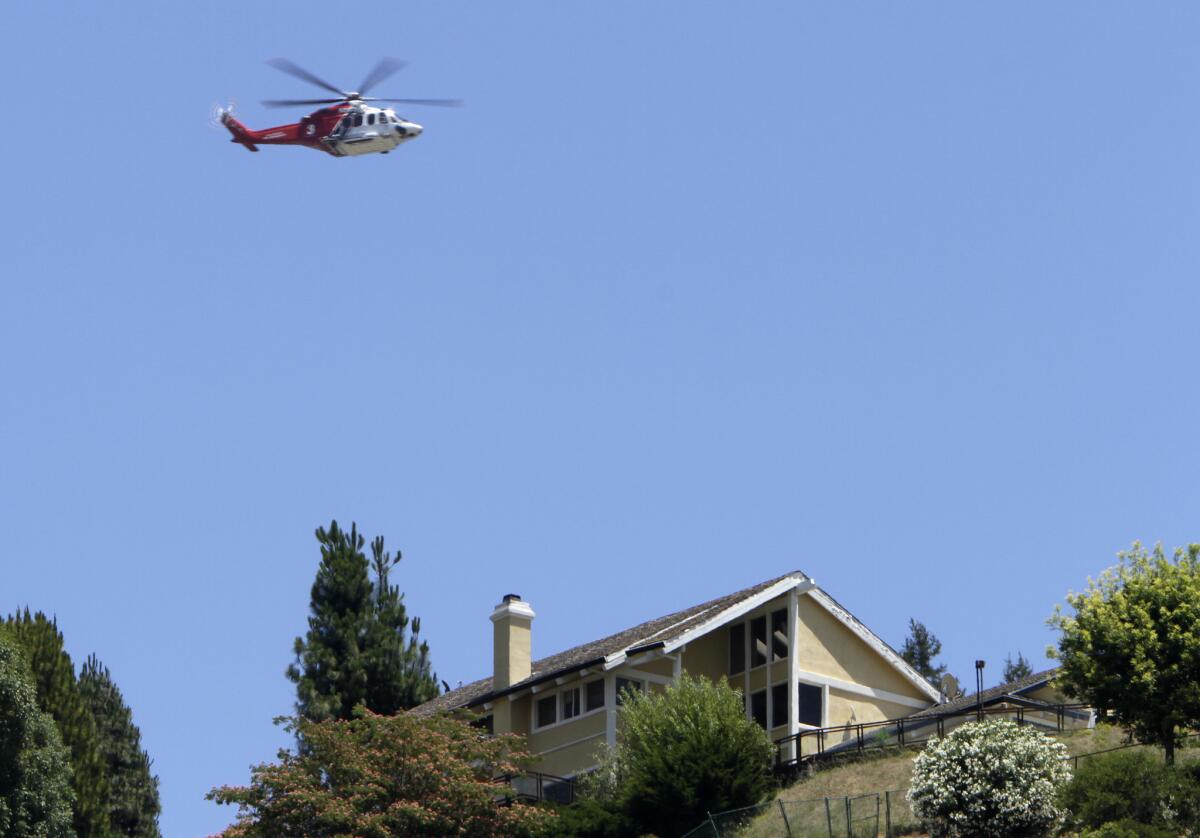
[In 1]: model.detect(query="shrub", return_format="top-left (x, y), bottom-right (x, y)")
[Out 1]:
top-left (1082, 820), bottom-right (1178, 838)
top-left (907, 719), bottom-right (1070, 837)
top-left (1060, 749), bottom-right (1200, 832)
top-left (611, 675), bottom-right (775, 837)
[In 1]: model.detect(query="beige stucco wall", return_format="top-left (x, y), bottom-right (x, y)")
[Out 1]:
top-left (682, 628), bottom-right (728, 683)
top-left (796, 595), bottom-right (927, 702)
top-left (528, 708), bottom-right (606, 752)
top-left (534, 733), bottom-right (608, 777)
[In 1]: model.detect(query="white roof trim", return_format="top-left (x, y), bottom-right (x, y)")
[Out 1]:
top-left (807, 589), bottom-right (943, 703)
top-left (663, 575), bottom-right (816, 654)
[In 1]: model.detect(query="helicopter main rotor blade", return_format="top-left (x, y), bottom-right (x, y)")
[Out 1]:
top-left (358, 58), bottom-right (408, 97)
top-left (261, 98), bottom-right (345, 108)
top-left (266, 58), bottom-right (347, 97)
top-left (370, 97), bottom-right (464, 108)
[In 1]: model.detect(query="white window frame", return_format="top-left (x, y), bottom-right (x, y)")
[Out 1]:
top-left (531, 679), bottom-right (608, 732)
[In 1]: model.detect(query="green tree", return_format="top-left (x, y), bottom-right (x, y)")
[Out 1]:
top-left (6, 611), bottom-right (110, 837)
top-left (900, 618), bottom-right (947, 687)
top-left (362, 536), bottom-right (438, 714)
top-left (0, 625), bottom-right (74, 838)
top-left (1003, 652), bottom-right (1033, 683)
top-left (606, 674), bottom-right (775, 836)
top-left (1049, 542), bottom-right (1200, 765)
top-left (206, 711), bottom-right (553, 837)
top-left (77, 656), bottom-right (160, 837)
top-left (287, 521), bottom-right (438, 724)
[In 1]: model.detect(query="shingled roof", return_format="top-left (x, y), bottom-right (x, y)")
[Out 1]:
top-left (412, 571), bottom-right (808, 717)
top-left (907, 667), bottom-right (1061, 719)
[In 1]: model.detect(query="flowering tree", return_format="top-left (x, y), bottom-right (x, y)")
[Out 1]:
top-left (907, 719), bottom-right (1070, 837)
top-left (207, 711), bottom-right (554, 837)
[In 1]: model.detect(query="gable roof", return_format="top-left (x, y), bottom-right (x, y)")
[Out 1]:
top-left (412, 570), bottom-right (942, 715)
top-left (907, 667), bottom-right (1060, 719)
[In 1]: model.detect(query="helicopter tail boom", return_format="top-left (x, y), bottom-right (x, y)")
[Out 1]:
top-left (219, 110), bottom-right (260, 152)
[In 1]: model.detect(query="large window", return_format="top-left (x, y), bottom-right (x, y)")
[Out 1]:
top-left (750, 689), bottom-right (768, 729)
top-left (729, 623), bottom-right (745, 675)
top-left (750, 616), bottom-right (768, 668)
top-left (585, 679), bottom-right (605, 712)
top-left (771, 682), bottom-right (789, 729)
top-left (562, 687), bottom-right (581, 720)
top-left (771, 608), bottom-right (789, 661)
top-left (615, 677), bottom-right (644, 706)
top-left (798, 683), bottom-right (822, 727)
top-left (536, 694), bottom-right (557, 728)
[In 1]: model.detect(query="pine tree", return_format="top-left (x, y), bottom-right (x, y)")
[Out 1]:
top-left (900, 618), bottom-right (948, 687)
top-left (287, 521), bottom-right (438, 723)
top-left (287, 521), bottom-right (374, 723)
top-left (78, 656), bottom-right (161, 838)
top-left (1002, 652), bottom-right (1033, 684)
top-left (0, 624), bottom-right (74, 838)
top-left (6, 610), bottom-right (111, 837)
top-left (363, 536), bottom-right (438, 714)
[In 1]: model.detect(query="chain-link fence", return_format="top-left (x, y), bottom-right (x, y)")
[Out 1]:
top-left (681, 790), bottom-right (920, 837)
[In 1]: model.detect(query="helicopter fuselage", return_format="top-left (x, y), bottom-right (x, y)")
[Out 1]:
top-left (221, 102), bottom-right (423, 157)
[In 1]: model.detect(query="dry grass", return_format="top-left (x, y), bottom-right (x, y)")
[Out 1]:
top-left (724, 723), bottom-right (1182, 837)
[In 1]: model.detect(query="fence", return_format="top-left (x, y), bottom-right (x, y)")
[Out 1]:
top-left (680, 790), bottom-right (919, 838)
top-left (774, 700), bottom-right (1093, 773)
top-left (499, 770), bottom-right (576, 805)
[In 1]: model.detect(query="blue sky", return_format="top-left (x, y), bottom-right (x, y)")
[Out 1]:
top-left (3, 2), bottom-right (1199, 834)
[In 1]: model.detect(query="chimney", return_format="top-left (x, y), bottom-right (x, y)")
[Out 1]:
top-left (491, 593), bottom-right (535, 691)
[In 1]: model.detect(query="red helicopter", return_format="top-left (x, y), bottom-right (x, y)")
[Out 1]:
top-left (219, 58), bottom-right (461, 157)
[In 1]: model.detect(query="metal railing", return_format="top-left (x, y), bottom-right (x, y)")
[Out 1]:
top-left (774, 701), bottom-right (1094, 773)
top-left (499, 770), bottom-right (576, 805)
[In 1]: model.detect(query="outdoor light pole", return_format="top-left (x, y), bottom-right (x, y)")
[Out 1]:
top-left (974, 660), bottom-right (986, 721)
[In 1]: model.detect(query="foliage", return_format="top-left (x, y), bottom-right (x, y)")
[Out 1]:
top-left (609, 674), bottom-right (775, 837)
top-left (900, 619), bottom-right (947, 687)
top-left (286, 521), bottom-right (438, 725)
top-left (907, 719), bottom-right (1070, 837)
top-left (1049, 541), bottom-right (1200, 764)
top-left (0, 625), bottom-right (75, 838)
top-left (77, 656), bottom-right (160, 837)
top-left (1060, 749), bottom-right (1200, 834)
top-left (544, 798), bottom-right (631, 838)
top-left (1003, 651), bottom-right (1033, 683)
top-left (1081, 820), bottom-right (1178, 838)
top-left (6, 610), bottom-right (111, 838)
top-left (207, 710), bottom-right (553, 837)
top-left (362, 536), bottom-right (437, 714)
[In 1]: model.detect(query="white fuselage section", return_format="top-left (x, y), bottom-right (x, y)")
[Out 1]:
top-left (328, 105), bottom-right (423, 157)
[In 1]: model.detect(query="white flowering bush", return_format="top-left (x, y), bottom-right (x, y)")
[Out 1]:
top-left (907, 719), bottom-right (1071, 837)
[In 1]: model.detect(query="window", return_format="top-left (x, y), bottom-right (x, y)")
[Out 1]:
top-left (353, 113), bottom-right (363, 127)
top-left (798, 683), bottom-right (822, 727)
top-left (750, 615), bottom-right (768, 668)
top-left (471, 714), bottom-right (494, 734)
top-left (367, 112), bottom-right (376, 125)
top-left (562, 687), bottom-right (581, 720)
top-left (750, 689), bottom-right (767, 729)
top-left (729, 623), bottom-right (745, 675)
top-left (771, 608), bottom-right (788, 661)
top-left (536, 694), bottom-right (557, 728)
top-left (585, 679), bottom-right (605, 712)
top-left (771, 682), bottom-right (788, 729)
top-left (615, 677), bottom-right (644, 706)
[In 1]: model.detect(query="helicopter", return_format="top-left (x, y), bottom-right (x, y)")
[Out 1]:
top-left (219, 58), bottom-right (461, 157)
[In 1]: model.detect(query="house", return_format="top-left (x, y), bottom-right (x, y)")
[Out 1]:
top-left (905, 667), bottom-right (1094, 733)
top-left (412, 571), bottom-right (943, 778)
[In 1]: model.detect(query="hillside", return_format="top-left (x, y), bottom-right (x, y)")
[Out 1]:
top-left (706, 724), bottom-right (1186, 837)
